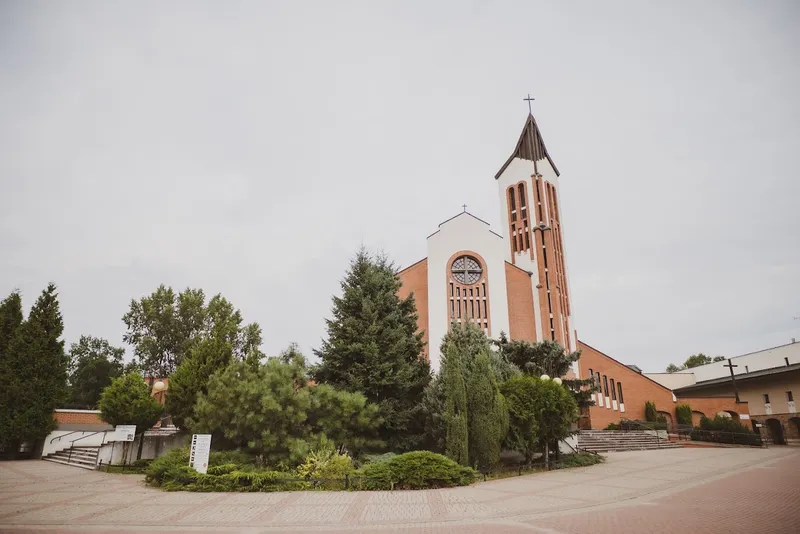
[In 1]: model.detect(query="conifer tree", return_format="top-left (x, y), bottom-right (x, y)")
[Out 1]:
top-left (0, 291), bottom-right (24, 452)
top-left (312, 248), bottom-right (430, 451)
top-left (443, 343), bottom-right (468, 465)
top-left (0, 284), bottom-right (68, 452)
top-left (0, 291), bottom-right (23, 360)
top-left (467, 350), bottom-right (508, 470)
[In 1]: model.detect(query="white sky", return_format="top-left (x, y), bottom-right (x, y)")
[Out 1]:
top-left (1, 1), bottom-right (798, 372)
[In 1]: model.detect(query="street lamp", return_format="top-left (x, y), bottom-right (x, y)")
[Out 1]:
top-left (553, 377), bottom-right (563, 385)
top-left (540, 374), bottom-right (550, 381)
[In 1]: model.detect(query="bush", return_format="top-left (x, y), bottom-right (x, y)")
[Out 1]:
top-left (604, 422), bottom-right (620, 430)
top-left (355, 451), bottom-right (477, 490)
top-left (675, 404), bottom-right (692, 425)
top-left (207, 463), bottom-right (237, 476)
top-left (553, 452), bottom-right (604, 468)
top-left (690, 415), bottom-right (760, 445)
top-left (644, 401), bottom-right (657, 422)
top-left (296, 448), bottom-right (354, 489)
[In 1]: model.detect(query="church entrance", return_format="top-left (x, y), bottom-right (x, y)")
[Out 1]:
top-left (765, 418), bottom-right (785, 445)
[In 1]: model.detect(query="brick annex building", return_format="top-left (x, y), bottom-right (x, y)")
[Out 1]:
top-left (397, 112), bottom-right (745, 430)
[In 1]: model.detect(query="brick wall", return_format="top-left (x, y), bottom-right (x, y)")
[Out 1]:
top-left (397, 258), bottom-right (429, 360)
top-left (504, 261), bottom-right (536, 342)
top-left (53, 410), bottom-right (105, 426)
top-left (579, 342), bottom-right (677, 429)
top-left (675, 396), bottom-right (748, 423)
top-left (579, 342), bottom-right (751, 429)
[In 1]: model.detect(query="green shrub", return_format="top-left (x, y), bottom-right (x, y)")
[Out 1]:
top-left (690, 415), bottom-right (760, 446)
top-left (296, 448), bottom-right (354, 489)
top-left (656, 414), bottom-right (667, 424)
top-left (360, 452), bottom-right (396, 465)
top-left (355, 451), bottom-right (476, 490)
top-left (604, 422), bottom-right (620, 430)
top-left (675, 404), bottom-right (692, 425)
top-left (209, 450), bottom-right (252, 467)
top-left (644, 401), bottom-right (657, 422)
top-left (553, 452), bottom-right (604, 468)
top-left (207, 463), bottom-right (238, 476)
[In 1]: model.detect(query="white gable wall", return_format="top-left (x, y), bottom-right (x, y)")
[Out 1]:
top-left (426, 214), bottom-right (510, 372)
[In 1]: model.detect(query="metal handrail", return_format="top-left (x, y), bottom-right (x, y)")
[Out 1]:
top-left (50, 430), bottom-right (84, 444)
top-left (65, 430), bottom-right (108, 465)
top-left (619, 419), bottom-right (664, 446)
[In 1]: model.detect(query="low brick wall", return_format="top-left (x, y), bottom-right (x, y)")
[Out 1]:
top-left (53, 410), bottom-right (106, 426)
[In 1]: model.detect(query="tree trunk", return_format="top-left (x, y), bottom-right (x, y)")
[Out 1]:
top-left (136, 432), bottom-right (145, 460)
top-left (543, 442), bottom-right (549, 470)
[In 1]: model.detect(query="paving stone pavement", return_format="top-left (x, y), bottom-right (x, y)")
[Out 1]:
top-left (0, 446), bottom-right (797, 533)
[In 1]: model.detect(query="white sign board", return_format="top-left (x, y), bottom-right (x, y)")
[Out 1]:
top-left (739, 414), bottom-right (750, 420)
top-left (190, 434), bottom-right (212, 474)
top-left (115, 425), bottom-right (137, 442)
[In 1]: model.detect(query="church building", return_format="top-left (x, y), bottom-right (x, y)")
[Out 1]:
top-left (398, 111), bottom-right (749, 431)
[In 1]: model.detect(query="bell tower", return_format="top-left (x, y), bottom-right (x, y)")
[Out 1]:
top-left (495, 107), bottom-right (576, 352)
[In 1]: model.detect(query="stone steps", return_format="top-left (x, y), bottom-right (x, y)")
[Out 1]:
top-left (578, 430), bottom-right (683, 453)
top-left (43, 446), bottom-right (99, 470)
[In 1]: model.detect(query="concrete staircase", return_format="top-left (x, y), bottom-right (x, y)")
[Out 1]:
top-left (578, 430), bottom-right (683, 453)
top-left (42, 446), bottom-right (99, 470)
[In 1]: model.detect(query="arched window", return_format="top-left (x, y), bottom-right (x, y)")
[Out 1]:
top-left (610, 378), bottom-right (616, 400)
top-left (603, 375), bottom-right (609, 397)
top-left (617, 382), bottom-right (624, 404)
top-left (448, 254), bottom-right (490, 335)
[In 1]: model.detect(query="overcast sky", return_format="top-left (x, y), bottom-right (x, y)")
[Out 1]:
top-left (1, 1), bottom-right (798, 372)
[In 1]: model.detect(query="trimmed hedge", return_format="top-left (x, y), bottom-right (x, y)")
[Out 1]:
top-left (354, 451), bottom-right (477, 490)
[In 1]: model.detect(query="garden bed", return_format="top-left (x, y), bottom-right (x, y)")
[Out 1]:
top-left (142, 447), bottom-right (603, 492)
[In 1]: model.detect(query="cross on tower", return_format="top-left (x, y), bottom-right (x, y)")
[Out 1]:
top-left (462, 203), bottom-right (467, 213)
top-left (723, 360), bottom-right (741, 403)
top-left (524, 94), bottom-right (535, 114)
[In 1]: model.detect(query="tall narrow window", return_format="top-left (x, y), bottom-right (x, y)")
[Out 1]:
top-left (617, 382), bottom-right (624, 404)
top-left (787, 391), bottom-right (794, 402)
top-left (610, 378), bottom-right (616, 400)
top-left (595, 372), bottom-right (601, 389)
top-left (763, 393), bottom-right (770, 404)
top-left (603, 375), bottom-right (609, 397)
top-left (588, 368), bottom-right (593, 381)
top-left (508, 183), bottom-right (531, 257)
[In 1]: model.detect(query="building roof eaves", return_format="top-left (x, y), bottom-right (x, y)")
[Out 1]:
top-left (673, 363), bottom-right (800, 393)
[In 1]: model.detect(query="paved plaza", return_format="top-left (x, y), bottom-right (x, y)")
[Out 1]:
top-left (0, 447), bottom-right (797, 533)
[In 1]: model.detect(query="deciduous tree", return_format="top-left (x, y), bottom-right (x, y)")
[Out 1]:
top-left (122, 286), bottom-right (263, 377)
top-left (494, 336), bottom-right (595, 409)
top-left (67, 336), bottom-right (125, 409)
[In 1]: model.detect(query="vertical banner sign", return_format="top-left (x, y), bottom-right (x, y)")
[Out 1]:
top-left (189, 434), bottom-right (212, 474)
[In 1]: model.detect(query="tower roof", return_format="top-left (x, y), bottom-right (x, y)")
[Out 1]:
top-left (495, 113), bottom-right (560, 179)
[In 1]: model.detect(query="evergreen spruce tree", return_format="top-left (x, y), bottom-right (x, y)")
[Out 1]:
top-left (312, 248), bottom-right (431, 451)
top-left (467, 350), bottom-right (508, 470)
top-left (442, 343), bottom-right (468, 465)
top-left (0, 284), bottom-right (68, 453)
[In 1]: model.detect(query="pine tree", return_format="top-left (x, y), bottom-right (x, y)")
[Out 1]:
top-left (443, 343), bottom-right (468, 465)
top-left (312, 248), bottom-right (431, 451)
top-left (467, 350), bottom-right (508, 470)
top-left (0, 284), bottom-right (68, 453)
